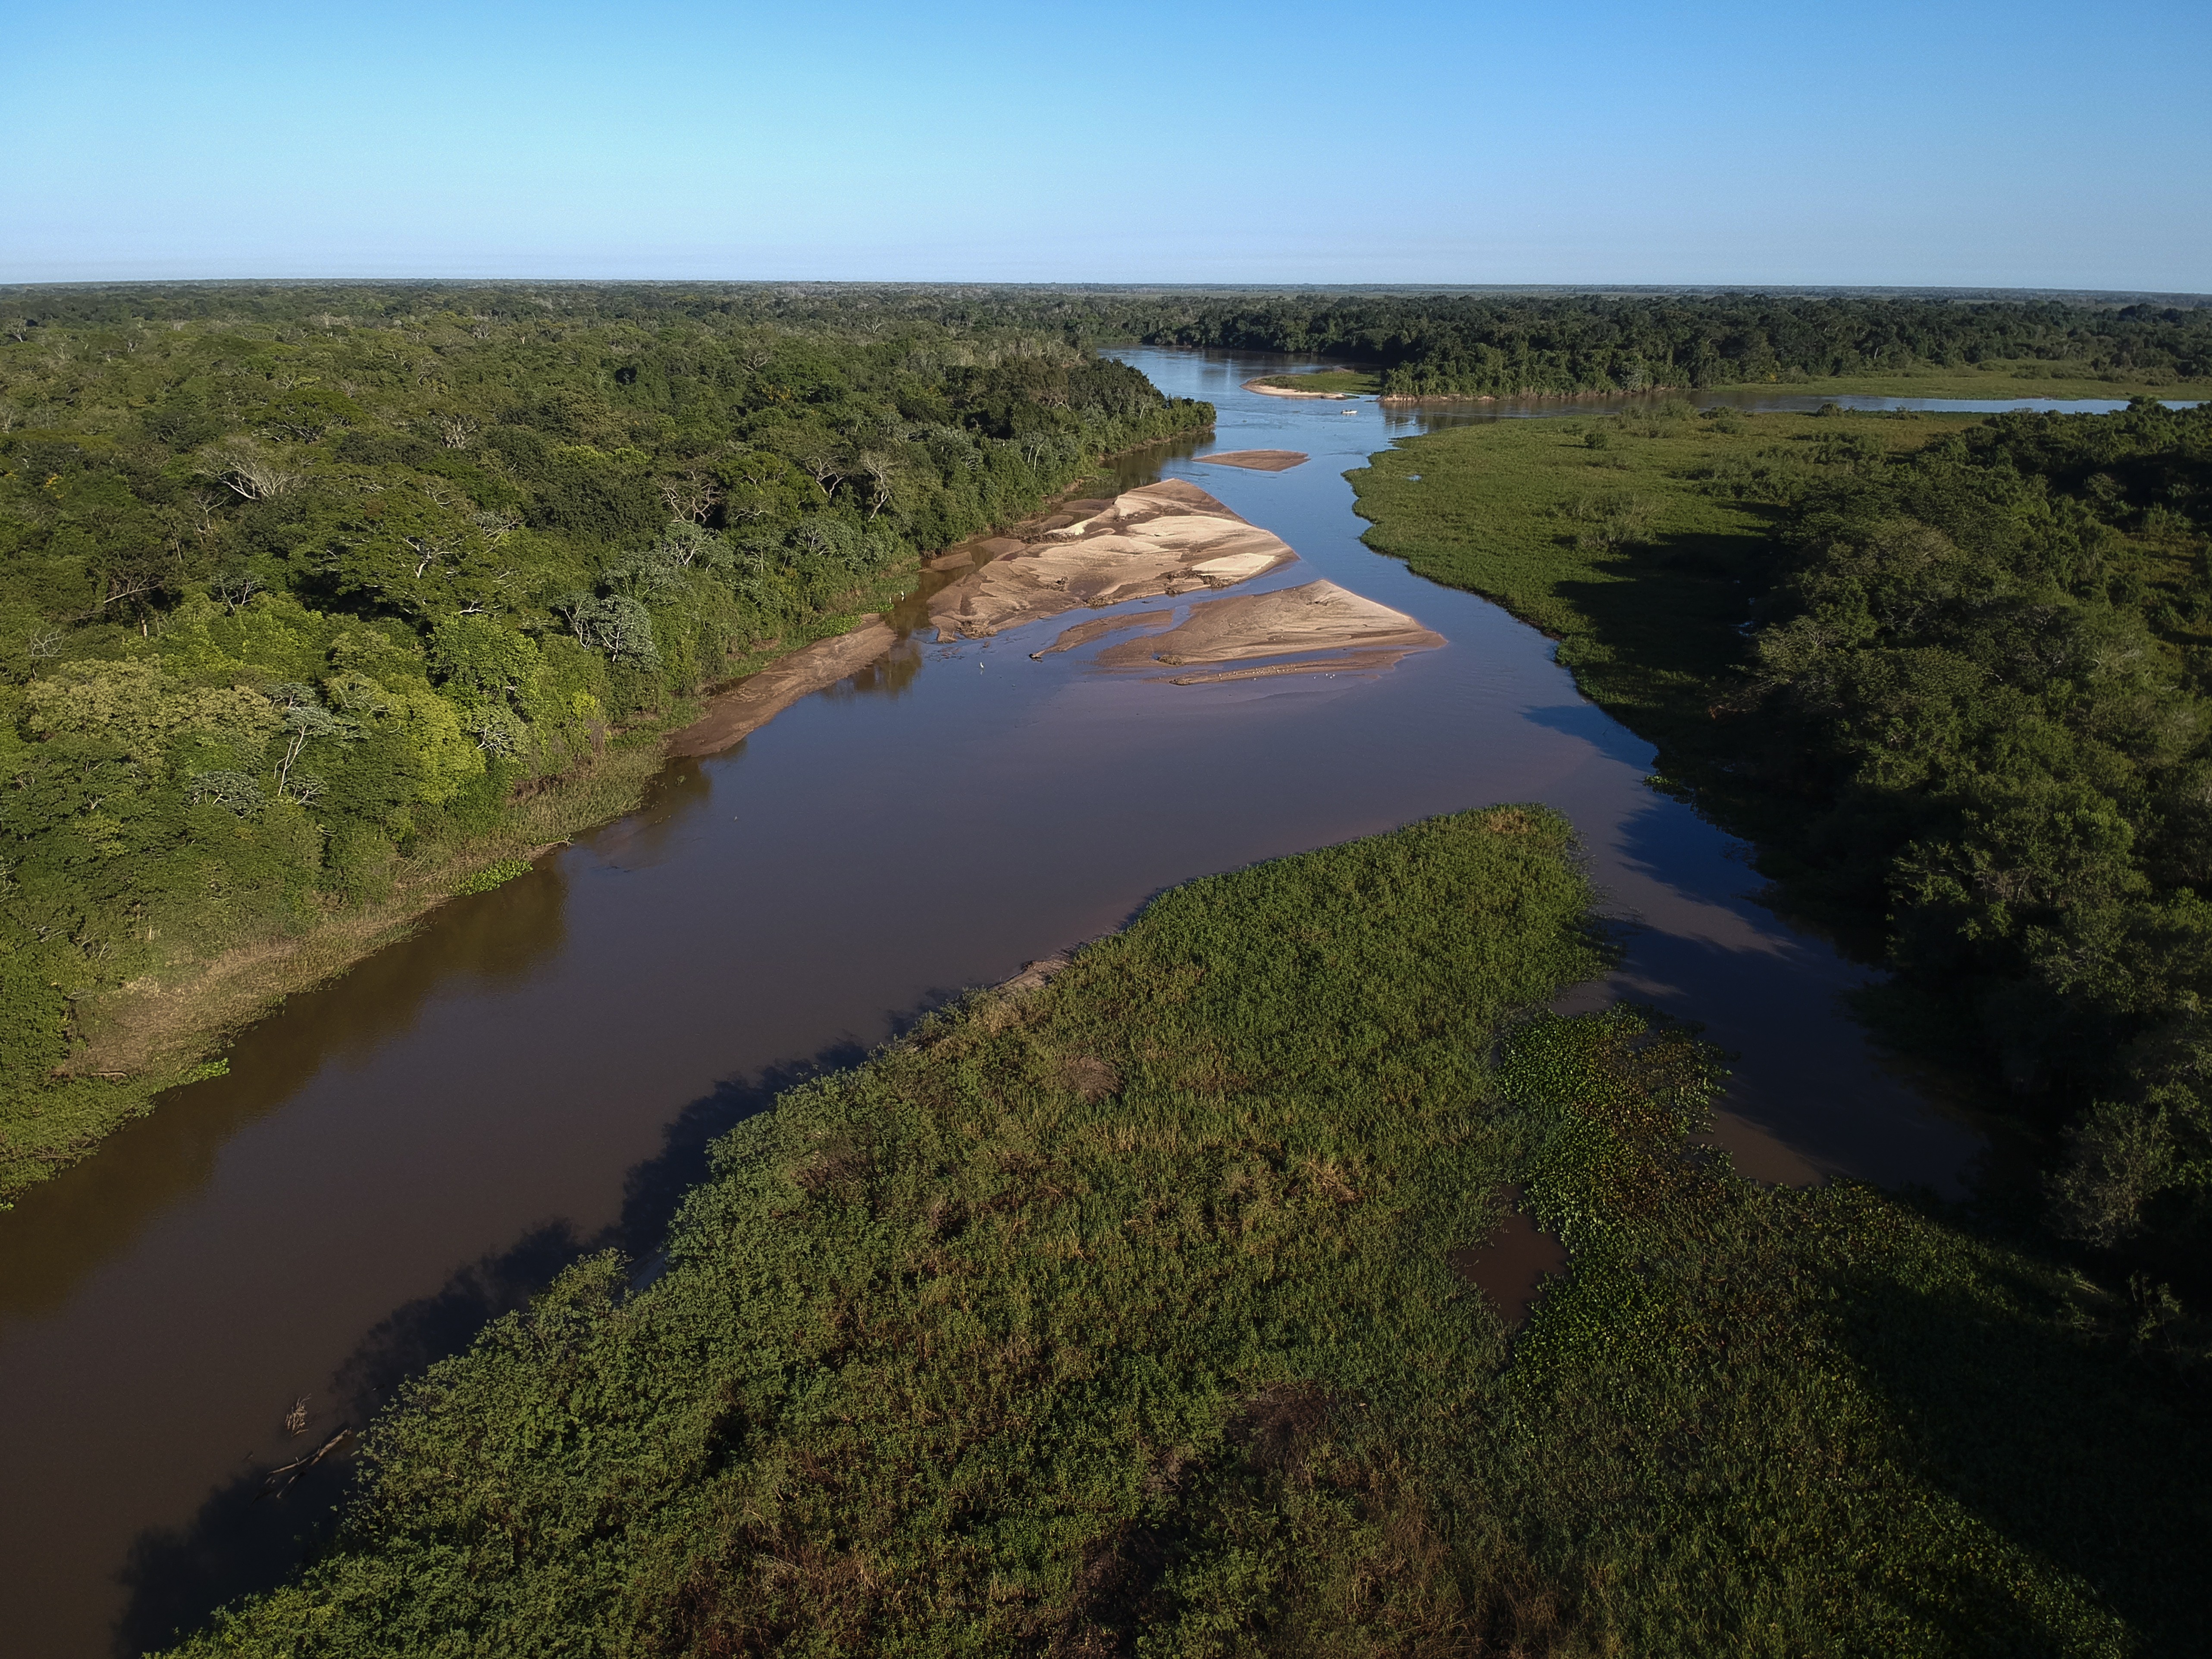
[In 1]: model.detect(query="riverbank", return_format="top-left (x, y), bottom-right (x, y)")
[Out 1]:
top-left (6, 586), bottom-right (899, 1206)
top-left (1348, 399), bottom-right (2212, 1268)
top-left (166, 807), bottom-right (2208, 1656)
top-left (1346, 407), bottom-right (1978, 932)
top-left (6, 438), bottom-right (1215, 1207)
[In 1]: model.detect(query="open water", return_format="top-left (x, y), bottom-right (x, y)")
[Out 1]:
top-left (3, 352), bottom-right (2109, 1655)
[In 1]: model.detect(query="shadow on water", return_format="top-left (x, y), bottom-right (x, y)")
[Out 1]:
top-left (1520, 699), bottom-right (1660, 773)
top-left (107, 1218), bottom-right (586, 1657)
top-left (107, 1033), bottom-right (881, 1656)
top-left (1831, 1261), bottom-right (2212, 1650)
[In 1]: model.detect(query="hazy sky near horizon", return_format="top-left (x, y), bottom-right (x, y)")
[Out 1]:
top-left (3, 0), bottom-right (2206, 290)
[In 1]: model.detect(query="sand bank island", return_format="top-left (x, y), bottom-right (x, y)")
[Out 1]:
top-left (924, 480), bottom-right (1297, 640)
top-left (1194, 449), bottom-right (1310, 471)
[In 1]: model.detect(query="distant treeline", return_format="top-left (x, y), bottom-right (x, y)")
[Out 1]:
top-left (12, 284), bottom-right (2208, 404)
top-left (1133, 293), bottom-right (2212, 397)
top-left (0, 289), bottom-right (1209, 1189)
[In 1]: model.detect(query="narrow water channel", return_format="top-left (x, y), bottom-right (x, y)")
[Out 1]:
top-left (3, 352), bottom-right (2078, 1656)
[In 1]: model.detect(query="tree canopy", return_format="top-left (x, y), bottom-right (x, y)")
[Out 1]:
top-left (0, 289), bottom-right (1209, 1192)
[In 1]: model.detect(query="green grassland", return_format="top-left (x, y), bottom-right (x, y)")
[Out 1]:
top-left (1348, 407), bottom-right (1960, 840)
top-left (1380, 370), bottom-right (2206, 404)
top-left (166, 808), bottom-right (2207, 1656)
top-left (1722, 365), bottom-right (2208, 401)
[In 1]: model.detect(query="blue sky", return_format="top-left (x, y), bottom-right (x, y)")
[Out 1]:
top-left (3, 0), bottom-right (2206, 289)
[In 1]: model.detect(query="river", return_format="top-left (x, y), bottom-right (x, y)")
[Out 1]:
top-left (1, 351), bottom-right (2080, 1656)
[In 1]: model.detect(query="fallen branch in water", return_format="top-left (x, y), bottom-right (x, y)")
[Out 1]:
top-left (260, 1427), bottom-right (353, 1499)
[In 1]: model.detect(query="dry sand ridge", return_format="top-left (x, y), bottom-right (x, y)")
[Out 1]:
top-left (1097, 580), bottom-right (1444, 685)
top-left (926, 480), bottom-right (1298, 642)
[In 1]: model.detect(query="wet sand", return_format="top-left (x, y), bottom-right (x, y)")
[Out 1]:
top-left (1194, 449), bottom-right (1310, 471)
top-left (1029, 610), bottom-right (1175, 660)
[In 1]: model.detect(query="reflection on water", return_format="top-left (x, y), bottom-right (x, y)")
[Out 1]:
top-left (0, 347), bottom-right (2056, 1659)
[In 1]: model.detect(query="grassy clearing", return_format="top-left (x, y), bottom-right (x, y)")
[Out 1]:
top-left (166, 808), bottom-right (2207, 1656)
top-left (1345, 406), bottom-right (2057, 911)
top-left (1756, 366), bottom-right (2210, 402)
top-left (1381, 372), bottom-right (2208, 404)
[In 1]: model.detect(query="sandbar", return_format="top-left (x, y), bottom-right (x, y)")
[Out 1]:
top-left (1029, 610), bottom-right (1174, 660)
top-left (1096, 581), bottom-right (1442, 678)
top-left (1194, 449), bottom-right (1310, 471)
top-left (926, 480), bottom-right (1297, 642)
top-left (1242, 378), bottom-right (1353, 400)
top-left (666, 619), bottom-right (898, 758)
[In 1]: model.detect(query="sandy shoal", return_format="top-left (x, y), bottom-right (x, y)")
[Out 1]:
top-left (1194, 449), bottom-right (1310, 471)
top-left (927, 480), bottom-right (1297, 642)
top-left (1242, 378), bottom-right (1354, 400)
top-left (1095, 580), bottom-right (1443, 678)
top-left (1030, 610), bottom-right (1174, 660)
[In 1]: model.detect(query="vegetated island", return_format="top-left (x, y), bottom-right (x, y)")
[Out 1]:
top-left (163, 807), bottom-right (2206, 1656)
top-left (0, 289), bottom-right (1213, 1201)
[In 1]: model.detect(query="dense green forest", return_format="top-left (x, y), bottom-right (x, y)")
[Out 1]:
top-left (0, 289), bottom-right (1210, 1196)
top-left (165, 810), bottom-right (2210, 1656)
top-left (1351, 400), bottom-right (2212, 1285)
top-left (13, 283), bottom-right (2208, 406)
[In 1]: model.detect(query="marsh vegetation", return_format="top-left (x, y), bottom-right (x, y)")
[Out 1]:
top-left (167, 808), bottom-right (2208, 1655)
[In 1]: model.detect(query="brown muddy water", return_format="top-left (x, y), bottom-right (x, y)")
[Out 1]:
top-left (1449, 1188), bottom-right (1569, 1329)
top-left (3, 351), bottom-right (2044, 1656)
